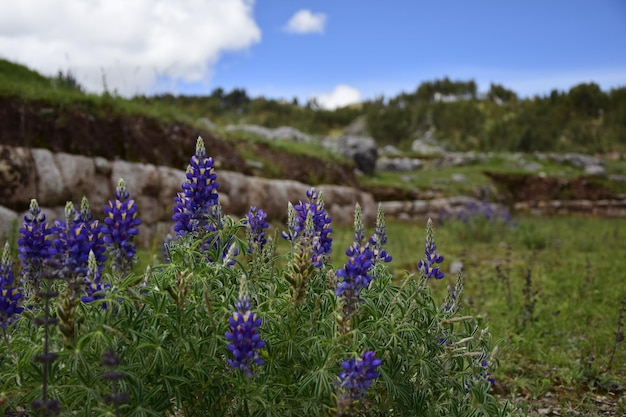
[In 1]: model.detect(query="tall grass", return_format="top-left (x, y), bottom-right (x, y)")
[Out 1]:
top-left (329, 215), bottom-right (626, 413)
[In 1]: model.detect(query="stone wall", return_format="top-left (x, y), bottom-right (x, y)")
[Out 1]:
top-left (0, 145), bottom-right (376, 246)
top-left (2, 145), bottom-right (625, 248)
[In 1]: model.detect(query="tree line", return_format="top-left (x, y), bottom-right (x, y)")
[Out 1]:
top-left (135, 77), bottom-right (626, 154)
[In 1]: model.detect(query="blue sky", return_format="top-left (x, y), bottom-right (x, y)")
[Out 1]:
top-left (2, 0), bottom-right (625, 108)
top-left (209, 0), bottom-right (626, 104)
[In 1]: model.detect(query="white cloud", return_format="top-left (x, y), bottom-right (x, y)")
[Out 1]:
top-left (0, 0), bottom-right (261, 96)
top-left (284, 9), bottom-right (326, 34)
top-left (312, 85), bottom-right (361, 110)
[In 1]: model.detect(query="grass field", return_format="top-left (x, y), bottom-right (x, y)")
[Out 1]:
top-left (320, 215), bottom-right (626, 415)
top-left (139, 213), bottom-right (626, 414)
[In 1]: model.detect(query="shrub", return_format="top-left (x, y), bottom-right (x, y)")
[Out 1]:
top-left (0, 137), bottom-right (517, 417)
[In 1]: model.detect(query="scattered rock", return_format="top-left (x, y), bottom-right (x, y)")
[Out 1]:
top-left (376, 157), bottom-right (422, 172)
top-left (378, 145), bottom-right (402, 156)
top-left (411, 139), bottom-right (445, 155)
top-left (584, 165), bottom-right (606, 176)
top-left (225, 124), bottom-right (312, 143)
top-left (434, 152), bottom-right (484, 168)
top-left (521, 161), bottom-right (543, 172)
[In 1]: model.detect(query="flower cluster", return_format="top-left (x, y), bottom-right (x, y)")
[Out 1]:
top-left (336, 203), bottom-right (393, 302)
top-left (417, 219), bottom-right (445, 280)
top-left (335, 243), bottom-right (374, 298)
top-left (225, 295), bottom-right (265, 377)
top-left (18, 199), bottom-right (52, 295)
top-left (48, 202), bottom-right (83, 275)
top-left (244, 206), bottom-right (269, 254)
top-left (0, 242), bottom-right (23, 328)
top-left (173, 137), bottom-right (220, 237)
top-left (338, 351), bottom-right (382, 400)
top-left (102, 179), bottom-right (141, 276)
top-left (282, 188), bottom-right (332, 267)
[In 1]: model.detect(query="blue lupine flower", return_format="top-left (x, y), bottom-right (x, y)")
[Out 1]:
top-left (339, 351), bottom-right (382, 400)
top-left (225, 295), bottom-right (265, 377)
top-left (368, 204), bottom-right (392, 265)
top-left (173, 137), bottom-right (220, 237)
top-left (244, 206), bottom-right (269, 254)
top-left (417, 219), bottom-right (444, 280)
top-left (352, 203), bottom-right (365, 246)
top-left (0, 243), bottom-right (23, 328)
top-left (17, 199), bottom-right (52, 294)
top-left (79, 196), bottom-right (106, 272)
top-left (49, 201), bottom-right (94, 279)
top-left (282, 188), bottom-right (332, 267)
top-left (82, 251), bottom-right (110, 306)
top-left (335, 243), bottom-right (374, 298)
top-left (102, 179), bottom-right (141, 276)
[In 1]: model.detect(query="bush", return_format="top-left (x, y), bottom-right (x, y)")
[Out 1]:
top-left (0, 138), bottom-right (517, 416)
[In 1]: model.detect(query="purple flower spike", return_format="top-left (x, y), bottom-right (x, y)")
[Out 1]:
top-left (50, 198), bottom-right (106, 278)
top-left (173, 137), bottom-right (220, 237)
top-left (244, 206), bottom-right (269, 254)
top-left (225, 295), bottom-right (265, 377)
top-left (102, 179), bottom-right (141, 276)
top-left (335, 243), bottom-right (374, 298)
top-left (368, 204), bottom-right (392, 265)
top-left (0, 243), bottom-right (24, 328)
top-left (339, 351), bottom-right (382, 400)
top-left (417, 219), bottom-right (445, 280)
top-left (282, 188), bottom-right (333, 267)
top-left (18, 199), bottom-right (52, 294)
top-left (81, 251), bottom-right (111, 307)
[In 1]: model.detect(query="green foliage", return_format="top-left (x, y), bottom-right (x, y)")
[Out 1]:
top-left (0, 202), bottom-right (515, 415)
top-left (3, 59), bottom-right (626, 155)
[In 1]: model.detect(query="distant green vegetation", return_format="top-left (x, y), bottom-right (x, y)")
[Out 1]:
top-left (2, 59), bottom-right (625, 155)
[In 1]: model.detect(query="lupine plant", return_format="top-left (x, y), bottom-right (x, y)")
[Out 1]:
top-left (103, 178), bottom-right (140, 277)
top-left (0, 242), bottom-right (23, 335)
top-left (0, 136), bottom-right (517, 417)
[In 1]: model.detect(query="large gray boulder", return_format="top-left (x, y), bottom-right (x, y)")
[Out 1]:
top-left (54, 152), bottom-right (99, 204)
top-left (272, 126), bottom-right (312, 143)
top-left (324, 136), bottom-right (378, 175)
top-left (376, 157), bottom-right (422, 172)
top-left (0, 146), bottom-right (36, 209)
top-left (0, 205), bottom-right (18, 243)
top-left (31, 149), bottom-right (64, 206)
